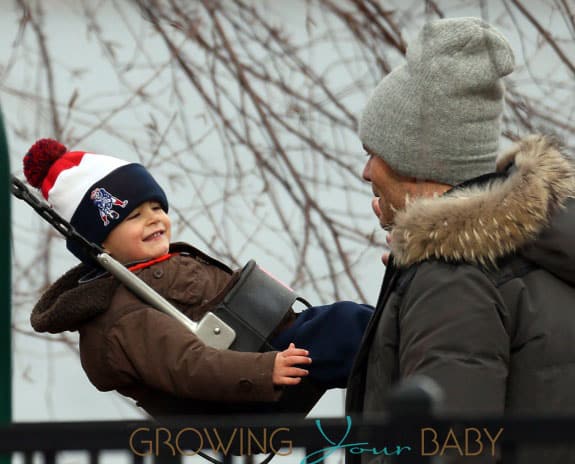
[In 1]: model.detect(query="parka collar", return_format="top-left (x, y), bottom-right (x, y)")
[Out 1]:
top-left (390, 135), bottom-right (575, 267)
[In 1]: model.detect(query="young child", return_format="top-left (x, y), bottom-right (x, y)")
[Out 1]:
top-left (24, 139), bottom-right (373, 417)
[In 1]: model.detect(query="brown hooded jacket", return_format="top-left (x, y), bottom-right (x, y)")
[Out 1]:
top-left (31, 243), bottom-right (284, 416)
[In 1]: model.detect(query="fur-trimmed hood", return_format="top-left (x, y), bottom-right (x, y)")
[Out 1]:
top-left (390, 135), bottom-right (575, 282)
top-left (31, 264), bottom-right (116, 333)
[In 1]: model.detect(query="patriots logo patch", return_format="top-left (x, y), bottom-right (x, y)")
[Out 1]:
top-left (90, 188), bottom-right (128, 226)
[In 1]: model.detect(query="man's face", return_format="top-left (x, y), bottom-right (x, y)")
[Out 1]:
top-left (362, 146), bottom-right (416, 229)
top-left (102, 200), bottom-right (171, 264)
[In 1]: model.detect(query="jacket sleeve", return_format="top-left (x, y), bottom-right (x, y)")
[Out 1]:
top-left (398, 262), bottom-right (510, 414)
top-left (104, 306), bottom-right (282, 403)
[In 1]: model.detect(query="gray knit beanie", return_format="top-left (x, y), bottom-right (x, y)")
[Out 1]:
top-left (359, 17), bottom-right (515, 186)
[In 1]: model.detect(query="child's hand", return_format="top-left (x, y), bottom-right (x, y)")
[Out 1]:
top-left (272, 343), bottom-right (312, 386)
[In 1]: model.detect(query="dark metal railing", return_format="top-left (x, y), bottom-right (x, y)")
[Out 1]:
top-left (2, 409), bottom-right (575, 464)
top-left (1, 363), bottom-right (575, 464)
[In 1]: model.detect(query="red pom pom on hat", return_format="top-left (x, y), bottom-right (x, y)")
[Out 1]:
top-left (23, 139), bottom-right (68, 188)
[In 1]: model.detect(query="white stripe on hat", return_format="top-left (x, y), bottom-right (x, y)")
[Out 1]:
top-left (48, 153), bottom-right (129, 221)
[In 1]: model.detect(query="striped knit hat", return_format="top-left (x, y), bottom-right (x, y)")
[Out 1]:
top-left (23, 139), bottom-right (168, 264)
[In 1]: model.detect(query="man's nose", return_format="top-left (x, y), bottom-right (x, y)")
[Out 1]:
top-left (362, 157), bottom-right (372, 182)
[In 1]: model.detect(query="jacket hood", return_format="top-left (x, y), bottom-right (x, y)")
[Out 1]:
top-left (390, 135), bottom-right (575, 282)
top-left (31, 264), bottom-right (118, 333)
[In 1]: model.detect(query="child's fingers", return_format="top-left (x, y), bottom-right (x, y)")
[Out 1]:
top-left (284, 343), bottom-right (309, 355)
top-left (284, 355), bottom-right (312, 365)
top-left (273, 348), bottom-right (311, 385)
top-left (278, 376), bottom-right (302, 386)
top-left (282, 366), bottom-right (309, 377)
top-left (283, 349), bottom-right (310, 358)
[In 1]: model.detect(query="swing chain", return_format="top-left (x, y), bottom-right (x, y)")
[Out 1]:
top-left (11, 176), bottom-right (104, 257)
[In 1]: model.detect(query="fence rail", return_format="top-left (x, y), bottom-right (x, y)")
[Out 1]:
top-left (2, 412), bottom-right (575, 464)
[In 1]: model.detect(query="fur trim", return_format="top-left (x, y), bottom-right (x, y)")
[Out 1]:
top-left (31, 264), bottom-right (117, 333)
top-left (391, 135), bottom-right (575, 267)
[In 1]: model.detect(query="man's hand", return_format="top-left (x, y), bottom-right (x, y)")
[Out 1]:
top-left (372, 197), bottom-right (392, 265)
top-left (272, 343), bottom-right (312, 386)
top-left (382, 232), bottom-right (392, 265)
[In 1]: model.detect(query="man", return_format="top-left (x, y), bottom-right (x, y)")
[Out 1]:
top-left (346, 17), bottom-right (575, 463)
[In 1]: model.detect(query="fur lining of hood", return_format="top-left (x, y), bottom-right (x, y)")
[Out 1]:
top-left (31, 264), bottom-right (118, 333)
top-left (390, 135), bottom-right (575, 268)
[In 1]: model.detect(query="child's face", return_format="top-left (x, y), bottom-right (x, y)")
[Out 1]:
top-left (102, 201), bottom-right (171, 264)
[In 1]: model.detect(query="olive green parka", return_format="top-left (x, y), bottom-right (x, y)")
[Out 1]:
top-left (346, 136), bottom-right (575, 463)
